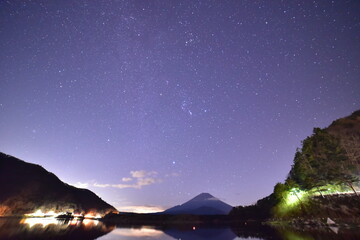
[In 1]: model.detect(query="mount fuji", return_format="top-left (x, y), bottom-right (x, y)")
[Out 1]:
top-left (162, 193), bottom-right (233, 215)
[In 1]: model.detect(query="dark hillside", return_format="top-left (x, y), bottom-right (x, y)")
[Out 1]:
top-left (0, 152), bottom-right (116, 216)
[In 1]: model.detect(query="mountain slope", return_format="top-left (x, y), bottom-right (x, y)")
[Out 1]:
top-left (163, 193), bottom-right (232, 215)
top-left (0, 152), bottom-right (116, 216)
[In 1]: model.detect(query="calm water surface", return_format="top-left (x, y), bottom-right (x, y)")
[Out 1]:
top-left (0, 217), bottom-right (359, 240)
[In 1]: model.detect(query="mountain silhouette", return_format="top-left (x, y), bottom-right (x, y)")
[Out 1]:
top-left (163, 193), bottom-right (232, 215)
top-left (0, 152), bottom-right (116, 216)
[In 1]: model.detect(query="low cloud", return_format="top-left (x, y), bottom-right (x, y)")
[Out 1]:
top-left (130, 170), bottom-right (157, 178)
top-left (121, 177), bottom-right (132, 182)
top-left (73, 182), bottom-right (89, 188)
top-left (93, 183), bottom-right (111, 188)
top-left (73, 170), bottom-right (177, 190)
top-left (117, 205), bottom-right (165, 214)
top-left (94, 170), bottom-right (160, 189)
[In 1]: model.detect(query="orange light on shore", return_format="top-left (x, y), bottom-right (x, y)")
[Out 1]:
top-left (25, 209), bottom-right (59, 217)
top-left (24, 209), bottom-right (103, 220)
top-left (84, 213), bottom-right (102, 219)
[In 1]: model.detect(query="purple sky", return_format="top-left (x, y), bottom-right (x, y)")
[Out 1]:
top-left (1, 0), bottom-right (359, 212)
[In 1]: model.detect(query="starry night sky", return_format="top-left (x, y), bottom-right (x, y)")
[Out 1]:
top-left (1, 0), bottom-right (359, 212)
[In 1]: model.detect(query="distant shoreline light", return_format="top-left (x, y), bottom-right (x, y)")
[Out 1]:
top-left (24, 209), bottom-right (101, 219)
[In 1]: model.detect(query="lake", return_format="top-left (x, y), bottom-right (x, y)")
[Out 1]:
top-left (0, 217), bottom-right (359, 240)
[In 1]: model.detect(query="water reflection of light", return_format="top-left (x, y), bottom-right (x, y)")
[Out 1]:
top-left (83, 218), bottom-right (99, 226)
top-left (20, 217), bottom-right (59, 228)
top-left (111, 227), bottom-right (163, 237)
top-left (68, 219), bottom-right (81, 226)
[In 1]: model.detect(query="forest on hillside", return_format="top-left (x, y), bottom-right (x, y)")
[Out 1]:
top-left (231, 110), bottom-right (360, 220)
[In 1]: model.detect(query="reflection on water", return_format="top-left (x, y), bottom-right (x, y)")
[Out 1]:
top-left (97, 226), bottom-right (241, 240)
top-left (99, 224), bottom-right (360, 240)
top-left (0, 217), bottom-right (114, 240)
top-left (98, 226), bottom-right (171, 240)
top-left (20, 217), bottom-right (60, 228)
top-left (0, 218), bottom-right (359, 240)
top-left (110, 227), bottom-right (164, 237)
top-left (275, 226), bottom-right (360, 240)
top-left (164, 227), bottom-right (238, 240)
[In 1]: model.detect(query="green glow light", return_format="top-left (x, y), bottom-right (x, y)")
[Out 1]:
top-left (286, 193), bottom-right (299, 205)
top-left (285, 188), bottom-right (305, 206)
